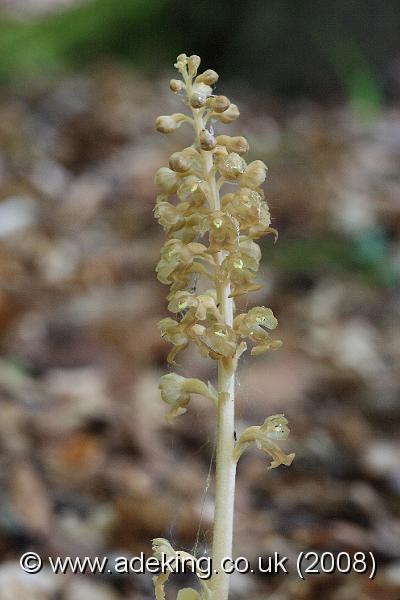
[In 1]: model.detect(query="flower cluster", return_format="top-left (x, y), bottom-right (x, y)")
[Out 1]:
top-left (155, 53), bottom-right (281, 368)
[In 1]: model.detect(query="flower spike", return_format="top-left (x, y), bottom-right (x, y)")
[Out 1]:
top-left (153, 53), bottom-right (294, 600)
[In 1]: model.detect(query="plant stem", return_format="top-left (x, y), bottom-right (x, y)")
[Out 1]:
top-left (212, 350), bottom-right (236, 600)
top-left (192, 103), bottom-right (237, 600)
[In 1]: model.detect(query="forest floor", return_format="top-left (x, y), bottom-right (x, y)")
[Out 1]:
top-left (0, 65), bottom-right (399, 599)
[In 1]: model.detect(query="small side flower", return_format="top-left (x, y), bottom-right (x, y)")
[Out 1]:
top-left (233, 414), bottom-right (295, 469)
top-left (159, 373), bottom-right (217, 423)
top-left (151, 537), bottom-right (211, 600)
top-left (234, 306), bottom-right (282, 355)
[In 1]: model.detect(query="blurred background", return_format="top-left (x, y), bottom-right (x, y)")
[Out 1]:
top-left (0, 1), bottom-right (399, 599)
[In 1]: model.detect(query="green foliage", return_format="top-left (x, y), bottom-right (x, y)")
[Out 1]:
top-left (312, 25), bottom-right (383, 117)
top-left (270, 234), bottom-right (397, 288)
top-left (0, 0), bottom-right (163, 81)
top-left (0, 0), bottom-right (393, 109)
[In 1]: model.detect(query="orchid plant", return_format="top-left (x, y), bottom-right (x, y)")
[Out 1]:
top-left (153, 53), bottom-right (294, 600)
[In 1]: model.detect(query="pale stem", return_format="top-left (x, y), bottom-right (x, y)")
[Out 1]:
top-left (190, 94), bottom-right (237, 600)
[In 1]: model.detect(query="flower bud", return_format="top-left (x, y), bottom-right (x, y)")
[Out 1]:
top-left (170, 79), bottom-right (185, 93)
top-left (240, 160), bottom-right (268, 189)
top-left (156, 113), bottom-right (187, 134)
top-left (175, 53), bottom-right (188, 72)
top-left (199, 129), bottom-right (217, 151)
top-left (169, 152), bottom-right (191, 173)
top-left (188, 55), bottom-right (201, 76)
top-left (216, 135), bottom-right (249, 154)
top-left (190, 92), bottom-right (207, 108)
top-left (154, 167), bottom-right (179, 193)
top-left (218, 152), bottom-right (246, 179)
top-left (212, 95), bottom-right (231, 113)
top-left (155, 115), bottom-right (177, 134)
top-left (191, 83), bottom-right (212, 108)
top-left (195, 69), bottom-right (219, 85)
top-left (218, 103), bottom-right (240, 123)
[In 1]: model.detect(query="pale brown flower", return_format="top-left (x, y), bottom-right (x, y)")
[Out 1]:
top-left (154, 167), bottom-right (180, 194)
top-left (156, 239), bottom-right (213, 291)
top-left (168, 290), bottom-right (220, 321)
top-left (193, 322), bottom-right (238, 360)
top-left (219, 239), bottom-right (262, 297)
top-left (221, 187), bottom-right (273, 239)
top-left (177, 176), bottom-right (207, 201)
top-left (154, 198), bottom-right (206, 243)
top-left (216, 135), bottom-right (249, 154)
top-left (201, 211), bottom-right (240, 254)
top-left (154, 196), bottom-right (184, 233)
top-left (240, 159), bottom-right (268, 189)
top-left (217, 152), bottom-right (247, 180)
top-left (159, 373), bottom-right (217, 422)
top-left (234, 307), bottom-right (282, 355)
top-left (158, 317), bottom-right (190, 364)
top-left (233, 414), bottom-right (295, 469)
